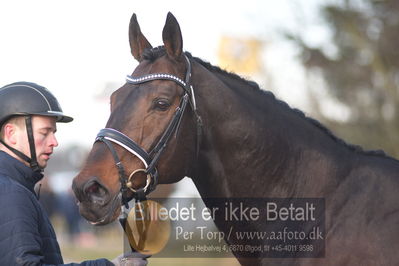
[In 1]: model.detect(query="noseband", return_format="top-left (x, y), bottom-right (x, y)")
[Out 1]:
top-left (95, 54), bottom-right (201, 206)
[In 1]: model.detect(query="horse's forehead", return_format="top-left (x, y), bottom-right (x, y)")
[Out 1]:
top-left (112, 57), bottom-right (182, 105)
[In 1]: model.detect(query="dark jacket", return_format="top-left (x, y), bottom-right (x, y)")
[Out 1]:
top-left (0, 151), bottom-right (113, 266)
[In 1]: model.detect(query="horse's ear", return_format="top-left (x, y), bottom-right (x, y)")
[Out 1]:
top-left (162, 12), bottom-right (183, 60)
top-left (129, 13), bottom-right (152, 62)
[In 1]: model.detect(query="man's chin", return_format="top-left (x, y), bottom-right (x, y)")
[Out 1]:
top-left (37, 160), bottom-right (48, 169)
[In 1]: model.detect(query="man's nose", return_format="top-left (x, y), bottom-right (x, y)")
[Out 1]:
top-left (51, 133), bottom-right (59, 147)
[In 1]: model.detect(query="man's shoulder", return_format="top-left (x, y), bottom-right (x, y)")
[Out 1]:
top-left (0, 172), bottom-right (37, 204)
top-left (0, 172), bottom-right (22, 189)
top-left (0, 175), bottom-right (41, 231)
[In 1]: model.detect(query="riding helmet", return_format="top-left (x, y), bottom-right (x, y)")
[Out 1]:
top-left (0, 81), bottom-right (73, 126)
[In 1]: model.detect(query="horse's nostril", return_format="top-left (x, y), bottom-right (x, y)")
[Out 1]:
top-left (82, 179), bottom-right (109, 205)
top-left (85, 182), bottom-right (100, 194)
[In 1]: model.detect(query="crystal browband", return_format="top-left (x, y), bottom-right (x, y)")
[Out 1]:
top-left (126, 73), bottom-right (187, 88)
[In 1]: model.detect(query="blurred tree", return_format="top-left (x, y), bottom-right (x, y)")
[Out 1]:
top-left (290, 0), bottom-right (399, 158)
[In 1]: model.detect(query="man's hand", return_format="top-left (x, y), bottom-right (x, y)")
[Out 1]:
top-left (112, 251), bottom-right (150, 266)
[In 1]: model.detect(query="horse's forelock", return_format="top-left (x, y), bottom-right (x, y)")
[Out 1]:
top-left (142, 46), bottom-right (166, 61)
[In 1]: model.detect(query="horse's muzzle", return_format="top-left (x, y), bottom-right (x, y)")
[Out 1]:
top-left (72, 177), bottom-right (120, 224)
top-left (73, 177), bottom-right (107, 203)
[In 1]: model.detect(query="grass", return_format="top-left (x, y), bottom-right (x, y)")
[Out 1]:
top-left (54, 216), bottom-right (240, 266)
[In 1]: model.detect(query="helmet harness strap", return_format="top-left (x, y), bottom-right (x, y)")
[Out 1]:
top-left (0, 116), bottom-right (41, 172)
top-left (25, 116), bottom-right (41, 172)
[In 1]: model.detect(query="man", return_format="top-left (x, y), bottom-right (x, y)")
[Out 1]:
top-left (0, 82), bottom-right (146, 266)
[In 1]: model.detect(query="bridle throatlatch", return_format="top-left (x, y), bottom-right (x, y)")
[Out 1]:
top-left (95, 54), bottom-right (202, 208)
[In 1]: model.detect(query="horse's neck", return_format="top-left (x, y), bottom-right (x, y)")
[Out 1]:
top-left (192, 67), bottom-right (352, 200)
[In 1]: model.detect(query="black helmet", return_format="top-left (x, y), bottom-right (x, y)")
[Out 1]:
top-left (0, 81), bottom-right (73, 127)
top-left (0, 81), bottom-right (73, 173)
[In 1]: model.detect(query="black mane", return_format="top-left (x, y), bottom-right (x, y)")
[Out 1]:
top-left (143, 46), bottom-right (393, 160)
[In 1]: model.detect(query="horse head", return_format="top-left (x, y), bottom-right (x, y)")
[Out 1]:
top-left (72, 13), bottom-right (199, 225)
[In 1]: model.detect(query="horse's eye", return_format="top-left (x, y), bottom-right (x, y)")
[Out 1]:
top-left (154, 98), bottom-right (171, 111)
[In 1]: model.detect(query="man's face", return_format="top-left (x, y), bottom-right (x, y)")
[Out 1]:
top-left (15, 116), bottom-right (58, 169)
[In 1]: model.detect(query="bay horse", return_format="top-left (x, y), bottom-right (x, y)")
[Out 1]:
top-left (72, 12), bottom-right (399, 265)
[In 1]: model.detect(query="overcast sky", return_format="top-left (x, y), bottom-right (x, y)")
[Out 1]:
top-left (0, 0), bottom-right (328, 147)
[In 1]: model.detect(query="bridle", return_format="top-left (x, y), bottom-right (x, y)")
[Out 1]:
top-left (95, 54), bottom-right (202, 206)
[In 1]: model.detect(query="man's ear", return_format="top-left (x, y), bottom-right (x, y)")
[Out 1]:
top-left (3, 123), bottom-right (18, 145)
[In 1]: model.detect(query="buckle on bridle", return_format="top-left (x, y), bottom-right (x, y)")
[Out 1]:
top-left (126, 168), bottom-right (152, 193)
